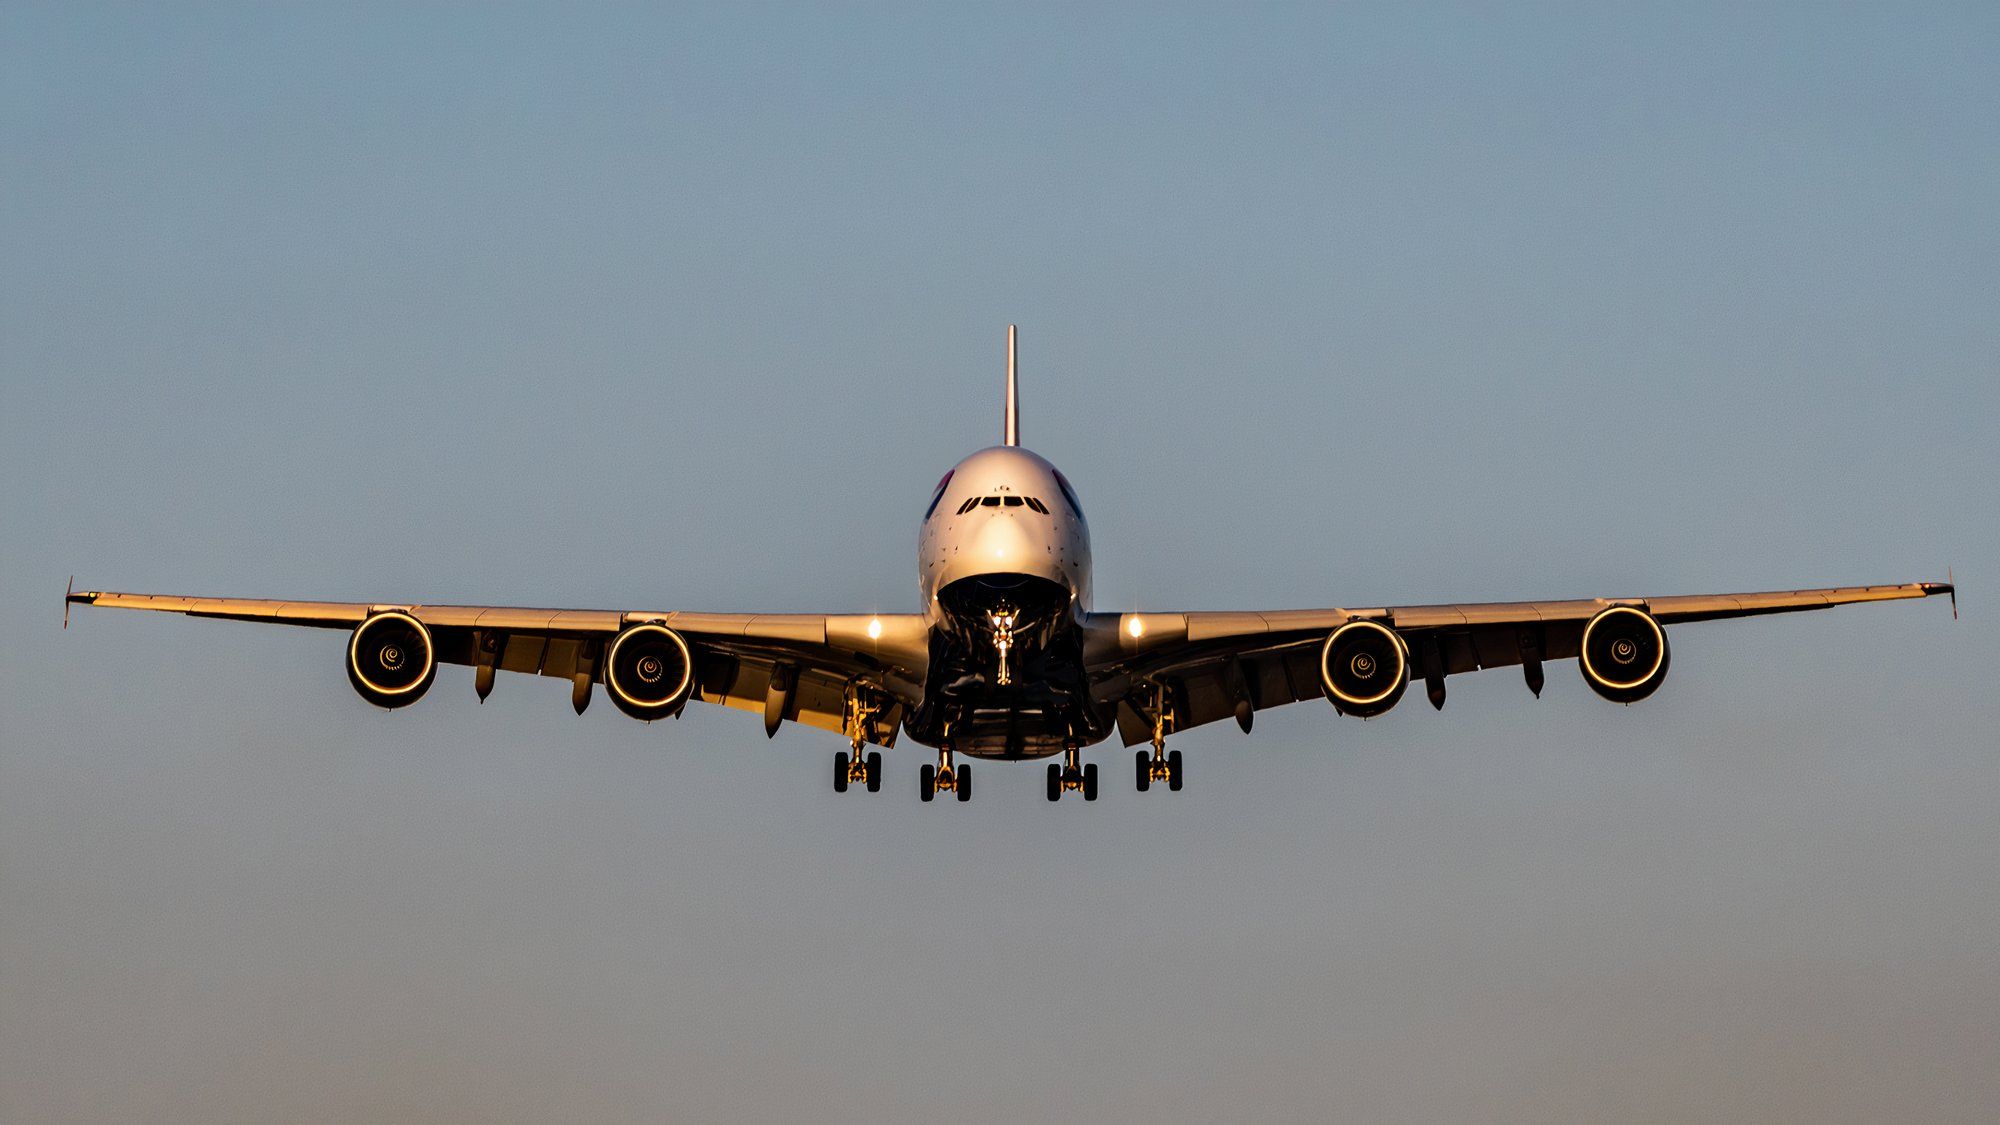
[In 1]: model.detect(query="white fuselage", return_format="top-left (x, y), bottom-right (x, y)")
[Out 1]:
top-left (918, 446), bottom-right (1092, 620)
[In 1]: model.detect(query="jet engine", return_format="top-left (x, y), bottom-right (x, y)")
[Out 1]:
top-left (347, 611), bottom-right (437, 708)
top-left (1319, 619), bottom-right (1409, 717)
top-left (1578, 605), bottom-right (1671, 703)
top-left (604, 623), bottom-right (696, 721)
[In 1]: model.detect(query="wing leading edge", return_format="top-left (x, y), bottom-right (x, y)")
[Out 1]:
top-left (1089, 581), bottom-right (1954, 744)
top-left (65, 589), bottom-right (929, 747)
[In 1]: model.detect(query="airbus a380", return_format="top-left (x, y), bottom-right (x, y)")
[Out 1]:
top-left (68, 328), bottom-right (1956, 803)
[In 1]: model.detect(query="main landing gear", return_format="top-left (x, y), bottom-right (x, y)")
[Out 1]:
top-left (1134, 706), bottom-right (1183, 793)
top-left (921, 746), bottom-right (970, 803)
top-left (1046, 744), bottom-right (1097, 802)
top-left (834, 748), bottom-right (881, 793)
top-left (833, 692), bottom-right (883, 794)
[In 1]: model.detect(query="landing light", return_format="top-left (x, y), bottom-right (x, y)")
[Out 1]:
top-left (867, 617), bottom-right (883, 641)
top-left (1127, 615), bottom-right (1145, 639)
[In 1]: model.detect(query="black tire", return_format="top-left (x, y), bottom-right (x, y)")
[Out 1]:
top-left (865, 751), bottom-right (882, 793)
top-left (834, 751), bottom-right (849, 794)
top-left (1135, 749), bottom-right (1151, 792)
top-left (1046, 762), bottom-right (1061, 802)
top-left (1083, 762), bottom-right (1098, 802)
top-left (1168, 748), bottom-right (1184, 792)
top-left (955, 763), bottom-right (971, 802)
top-left (920, 763), bottom-right (935, 802)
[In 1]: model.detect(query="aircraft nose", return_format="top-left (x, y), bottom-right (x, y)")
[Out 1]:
top-left (971, 514), bottom-right (1036, 565)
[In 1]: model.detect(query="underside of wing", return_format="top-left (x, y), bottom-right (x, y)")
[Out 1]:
top-left (66, 589), bottom-right (929, 747)
top-left (1088, 581), bottom-right (1954, 743)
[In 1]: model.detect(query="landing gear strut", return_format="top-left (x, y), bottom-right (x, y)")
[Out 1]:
top-left (833, 691), bottom-right (883, 794)
top-left (1134, 698), bottom-right (1183, 793)
top-left (989, 609), bottom-right (1018, 686)
top-left (921, 746), bottom-right (970, 803)
top-left (1046, 743), bottom-right (1097, 802)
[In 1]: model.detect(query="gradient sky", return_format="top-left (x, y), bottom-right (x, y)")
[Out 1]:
top-left (3, 4), bottom-right (1996, 1122)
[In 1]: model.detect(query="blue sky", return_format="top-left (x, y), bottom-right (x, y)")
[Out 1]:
top-left (3, 4), bottom-right (1995, 1120)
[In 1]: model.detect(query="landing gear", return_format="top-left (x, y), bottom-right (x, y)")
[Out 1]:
top-left (1046, 744), bottom-right (1097, 801)
top-left (921, 746), bottom-right (969, 803)
top-left (1135, 703), bottom-right (1183, 792)
top-left (834, 691), bottom-right (884, 794)
top-left (835, 749), bottom-right (882, 794)
top-left (989, 609), bottom-right (1018, 686)
top-left (1136, 748), bottom-right (1182, 791)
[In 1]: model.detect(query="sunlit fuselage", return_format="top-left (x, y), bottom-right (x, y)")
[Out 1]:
top-left (906, 446), bottom-right (1102, 757)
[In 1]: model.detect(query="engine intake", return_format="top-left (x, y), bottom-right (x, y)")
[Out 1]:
top-left (348, 611), bottom-right (437, 708)
top-left (1579, 606), bottom-right (1670, 703)
top-left (1319, 619), bottom-right (1409, 717)
top-left (605, 623), bottom-right (695, 721)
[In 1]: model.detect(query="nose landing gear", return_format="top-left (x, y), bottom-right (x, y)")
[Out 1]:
top-left (921, 746), bottom-right (970, 803)
top-left (1046, 743), bottom-right (1097, 802)
top-left (989, 609), bottom-right (1018, 686)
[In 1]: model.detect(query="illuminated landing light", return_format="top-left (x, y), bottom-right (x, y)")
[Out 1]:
top-left (1127, 615), bottom-right (1145, 639)
top-left (866, 617), bottom-right (883, 641)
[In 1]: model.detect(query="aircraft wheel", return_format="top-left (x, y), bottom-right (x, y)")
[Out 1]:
top-left (956, 763), bottom-right (971, 803)
top-left (835, 751), bottom-right (849, 794)
top-left (865, 751), bottom-right (882, 793)
top-left (1135, 749), bottom-right (1151, 792)
top-left (1083, 762), bottom-right (1099, 802)
top-left (1046, 762), bottom-right (1061, 802)
top-left (920, 763), bottom-right (935, 802)
top-left (1168, 749), bottom-right (1184, 792)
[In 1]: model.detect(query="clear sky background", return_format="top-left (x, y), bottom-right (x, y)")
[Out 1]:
top-left (3, 4), bottom-right (1995, 1121)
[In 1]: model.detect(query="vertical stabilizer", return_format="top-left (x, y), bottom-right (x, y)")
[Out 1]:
top-left (1004, 324), bottom-right (1019, 447)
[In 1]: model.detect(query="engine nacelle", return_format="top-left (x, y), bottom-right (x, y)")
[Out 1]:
top-left (1579, 605), bottom-right (1671, 703)
top-left (1319, 619), bottom-right (1410, 718)
top-left (347, 611), bottom-right (437, 708)
top-left (604, 623), bottom-right (696, 721)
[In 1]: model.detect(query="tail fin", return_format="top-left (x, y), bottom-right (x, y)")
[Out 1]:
top-left (1003, 324), bottom-right (1019, 447)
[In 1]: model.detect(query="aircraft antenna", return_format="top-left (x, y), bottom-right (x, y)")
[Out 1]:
top-left (1004, 324), bottom-right (1019, 447)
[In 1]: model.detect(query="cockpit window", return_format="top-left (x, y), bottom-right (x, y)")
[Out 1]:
top-left (955, 493), bottom-right (1053, 516)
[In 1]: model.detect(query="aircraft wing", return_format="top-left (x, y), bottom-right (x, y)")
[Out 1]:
top-left (63, 589), bottom-right (928, 746)
top-left (1091, 581), bottom-right (1955, 745)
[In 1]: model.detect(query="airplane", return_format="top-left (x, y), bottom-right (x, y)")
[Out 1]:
top-left (66, 327), bottom-right (1956, 803)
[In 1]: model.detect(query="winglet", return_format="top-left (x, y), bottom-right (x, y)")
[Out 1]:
top-left (1948, 566), bottom-right (1957, 620)
top-left (1003, 324), bottom-right (1019, 447)
top-left (64, 575), bottom-right (73, 629)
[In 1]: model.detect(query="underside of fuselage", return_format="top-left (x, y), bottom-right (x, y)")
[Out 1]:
top-left (903, 573), bottom-right (1112, 759)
